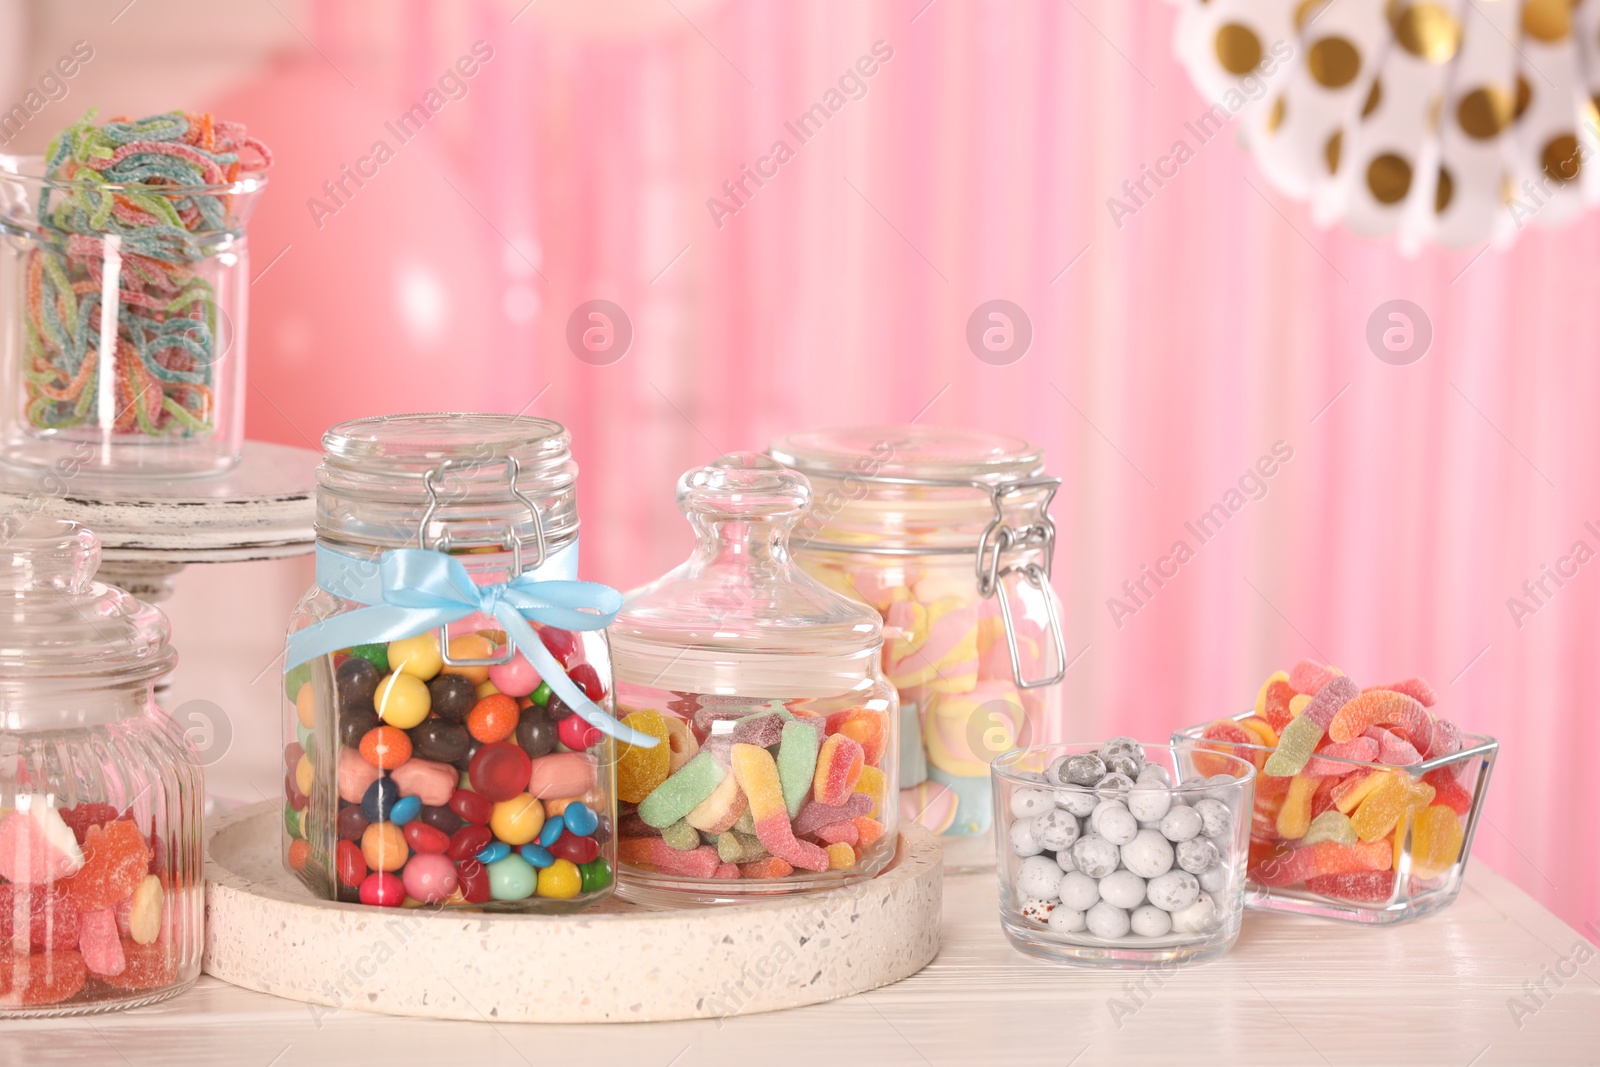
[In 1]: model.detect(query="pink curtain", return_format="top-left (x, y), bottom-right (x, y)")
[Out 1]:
top-left (230, 0), bottom-right (1598, 928)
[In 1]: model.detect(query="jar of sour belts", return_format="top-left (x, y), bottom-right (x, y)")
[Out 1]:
top-left (609, 453), bottom-right (899, 905)
top-left (0, 112), bottom-right (270, 476)
top-left (0, 519), bottom-right (204, 1015)
top-left (281, 414), bottom-right (639, 912)
top-left (769, 427), bottom-right (1068, 871)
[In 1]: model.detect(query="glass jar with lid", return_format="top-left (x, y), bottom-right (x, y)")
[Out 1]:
top-left (0, 519), bottom-right (203, 1015)
top-left (281, 413), bottom-right (638, 912)
top-left (609, 453), bottom-right (899, 905)
top-left (769, 426), bottom-right (1069, 871)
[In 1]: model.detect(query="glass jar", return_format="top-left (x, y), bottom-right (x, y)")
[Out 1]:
top-left (0, 519), bottom-right (203, 1015)
top-left (0, 146), bottom-right (265, 477)
top-left (281, 413), bottom-right (629, 912)
top-left (769, 426), bottom-right (1069, 870)
top-left (609, 453), bottom-right (899, 904)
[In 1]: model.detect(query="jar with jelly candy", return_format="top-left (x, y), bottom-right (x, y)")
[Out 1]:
top-left (609, 453), bottom-right (899, 905)
top-left (281, 414), bottom-right (631, 912)
top-left (769, 427), bottom-right (1069, 871)
top-left (0, 519), bottom-right (204, 1015)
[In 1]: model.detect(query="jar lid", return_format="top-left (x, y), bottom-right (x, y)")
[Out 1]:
top-left (0, 519), bottom-right (177, 685)
top-left (610, 453), bottom-right (884, 695)
top-left (769, 425), bottom-right (1044, 483)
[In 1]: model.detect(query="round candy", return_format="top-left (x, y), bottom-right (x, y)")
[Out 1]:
top-left (1085, 901), bottom-right (1130, 939)
top-left (538, 815), bottom-right (566, 849)
top-left (1158, 804), bottom-right (1202, 842)
top-left (1058, 870), bottom-right (1100, 911)
top-left (1095, 772), bottom-right (1135, 798)
top-left (454, 738), bottom-right (483, 774)
top-left (566, 663), bottom-right (605, 702)
top-left (441, 633), bottom-right (497, 684)
top-left (360, 777), bottom-right (401, 823)
top-left (469, 743), bottom-right (533, 803)
top-left (1138, 763), bottom-right (1173, 788)
top-left (449, 788), bottom-right (494, 825)
top-left (1104, 754), bottom-right (1142, 780)
top-left (294, 682), bottom-right (316, 729)
top-left (428, 674), bottom-right (479, 723)
top-left (409, 719), bottom-right (472, 764)
top-left (579, 857), bottom-right (613, 893)
top-left (361, 822), bottom-right (408, 872)
top-left (1054, 788), bottom-right (1099, 818)
top-left (520, 843), bottom-right (554, 867)
top-left (448, 824), bottom-right (494, 861)
top-left (402, 852), bottom-right (459, 903)
top-left (550, 832), bottom-right (599, 865)
top-left (389, 795), bottom-right (422, 826)
top-left (1121, 829), bottom-right (1175, 878)
top-left (1097, 737), bottom-right (1144, 763)
top-left (1193, 798), bottom-right (1233, 838)
top-left (557, 713), bottom-right (602, 751)
top-left (1170, 891), bottom-right (1217, 933)
top-left (489, 794), bottom-right (546, 846)
top-left (476, 841), bottom-right (511, 864)
top-left (337, 656), bottom-right (381, 715)
top-left (487, 854), bottom-right (537, 900)
top-left (1009, 788), bottom-right (1055, 820)
top-left (348, 643), bottom-right (390, 674)
top-left (1097, 869), bottom-right (1147, 909)
top-left (284, 804), bottom-right (302, 839)
top-left (515, 707), bottom-right (557, 759)
top-left (1015, 855), bottom-right (1064, 899)
top-left (1008, 817), bottom-right (1042, 858)
top-left (359, 725), bottom-right (413, 770)
top-left (374, 673), bottom-right (431, 729)
top-left (1198, 863), bottom-right (1229, 894)
top-left (1047, 906), bottom-right (1087, 934)
top-left (285, 661), bottom-right (313, 702)
top-left (1177, 837), bottom-right (1219, 875)
top-left (1053, 846), bottom-right (1077, 873)
top-left (467, 694), bottom-right (521, 744)
top-left (1147, 870), bottom-right (1201, 912)
top-left (1071, 834), bottom-right (1120, 879)
top-left (287, 838), bottom-right (310, 869)
top-left (418, 804), bottom-right (464, 835)
top-left (537, 858), bottom-right (582, 899)
top-left (1032, 808), bottom-right (1080, 852)
top-left (531, 681), bottom-right (553, 707)
top-left (359, 871), bottom-right (405, 907)
top-left (457, 859), bottom-right (491, 904)
top-left (544, 692), bottom-right (575, 721)
top-left (1090, 800), bottom-right (1138, 846)
top-left (538, 625), bottom-right (579, 666)
top-left (336, 805), bottom-right (370, 842)
top-left (336, 840), bottom-right (367, 887)
top-left (487, 651), bottom-right (540, 698)
top-left (562, 802), bottom-right (599, 837)
top-left (1130, 903), bottom-right (1173, 937)
top-left (1020, 897), bottom-right (1058, 923)
top-left (1063, 754), bottom-right (1105, 786)
top-left (339, 707), bottom-right (381, 749)
top-left (388, 633), bottom-right (444, 680)
top-left (294, 753), bottom-right (314, 796)
top-left (404, 821), bottom-right (450, 854)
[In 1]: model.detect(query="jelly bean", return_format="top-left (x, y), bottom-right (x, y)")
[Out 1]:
top-left (286, 660), bottom-right (314, 702)
top-left (449, 788), bottom-right (494, 825)
top-left (284, 804), bottom-right (304, 841)
top-left (408, 718), bottom-right (471, 764)
top-left (1274, 775), bottom-right (1321, 839)
top-left (490, 794), bottom-right (546, 846)
top-left (476, 841), bottom-right (511, 864)
top-left (292, 753), bottom-right (314, 797)
top-left (469, 742), bottom-right (533, 802)
top-left (389, 795), bottom-right (423, 826)
top-left (336, 839), bottom-right (367, 886)
top-left (440, 633), bottom-right (497, 684)
top-left (6, 949), bottom-right (88, 1005)
top-left (339, 706), bottom-right (381, 749)
top-left (427, 674), bottom-right (479, 723)
top-left (418, 804), bottom-right (464, 836)
top-left (287, 838), bottom-right (310, 869)
top-left (284, 771), bottom-right (309, 813)
top-left (361, 822), bottom-right (408, 872)
top-left (529, 752), bottom-right (598, 800)
top-left (551, 831), bottom-right (600, 865)
top-left (792, 793), bottom-right (874, 837)
top-left (403, 820), bottom-right (450, 855)
top-left (0, 883), bottom-right (81, 951)
top-left (360, 777), bottom-right (401, 823)
top-left (1366, 676), bottom-right (1436, 708)
top-left (544, 691), bottom-right (575, 721)
top-left (813, 733), bottom-right (865, 807)
top-left (337, 656), bottom-right (381, 714)
top-left (618, 838), bottom-right (721, 877)
top-left (558, 713), bottom-right (603, 751)
top-left (349, 643), bottom-right (390, 674)
top-left (1305, 870), bottom-right (1397, 903)
top-left (537, 858), bottom-right (583, 898)
top-left (389, 633), bottom-right (444, 680)
top-left (337, 805), bottom-right (370, 841)
top-left (359, 871), bottom-right (405, 907)
top-left (538, 816), bottom-right (566, 848)
top-left (641, 752), bottom-right (727, 828)
top-left (486, 651), bottom-right (540, 699)
top-left (731, 743), bottom-right (829, 872)
top-left (520, 843), bottom-right (554, 867)
top-left (615, 709), bottom-right (672, 803)
top-left (1288, 659), bottom-right (1338, 696)
top-left (488, 853), bottom-right (537, 900)
top-left (375, 672), bottom-right (431, 729)
top-left (1303, 736), bottom-right (1378, 777)
top-left (359, 725), bottom-right (412, 770)
top-left (563, 802), bottom-right (599, 837)
top-left (567, 662), bottom-right (606, 702)
top-left (467, 693), bottom-right (522, 744)
top-left (515, 707), bottom-right (558, 759)
top-left (682, 771), bottom-right (746, 834)
top-left (538, 625), bottom-right (580, 666)
top-left (579, 857), bottom-right (613, 893)
top-left (402, 852), bottom-right (459, 903)
top-left (456, 859), bottom-right (491, 904)
top-left (63, 820), bottom-right (150, 911)
top-left (390, 757), bottom-right (459, 807)
top-left (1328, 689), bottom-right (1430, 745)
top-left (1411, 804), bottom-right (1465, 878)
top-left (1300, 810), bottom-right (1357, 847)
top-left (531, 681), bottom-right (553, 707)
top-left (295, 681), bottom-right (317, 729)
top-left (447, 825), bottom-right (494, 861)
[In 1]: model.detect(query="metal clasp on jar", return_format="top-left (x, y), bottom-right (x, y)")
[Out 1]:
top-left (974, 477), bottom-right (1067, 689)
top-left (417, 455), bottom-right (549, 668)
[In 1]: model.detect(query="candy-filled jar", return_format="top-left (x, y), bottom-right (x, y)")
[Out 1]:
top-left (281, 414), bottom-right (632, 912)
top-left (0, 519), bottom-right (203, 1015)
top-left (769, 427), bottom-right (1068, 870)
top-left (609, 453), bottom-right (899, 904)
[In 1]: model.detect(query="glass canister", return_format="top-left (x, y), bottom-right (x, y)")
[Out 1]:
top-left (281, 413), bottom-right (638, 912)
top-left (0, 519), bottom-right (203, 1015)
top-left (769, 426), bottom-right (1068, 871)
top-left (609, 453), bottom-right (899, 905)
top-left (0, 116), bottom-right (268, 477)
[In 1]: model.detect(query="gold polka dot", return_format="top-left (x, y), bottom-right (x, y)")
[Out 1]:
top-left (1542, 133), bottom-right (1582, 183)
top-left (1435, 167), bottom-right (1454, 214)
top-left (1395, 4), bottom-right (1462, 63)
top-left (1356, 79), bottom-right (1382, 118)
top-left (1308, 36), bottom-right (1361, 88)
top-left (1215, 23), bottom-right (1263, 75)
top-left (1325, 130), bottom-right (1343, 174)
top-left (1523, 0), bottom-right (1572, 42)
top-left (1516, 75), bottom-right (1533, 121)
top-left (1367, 153), bottom-right (1413, 204)
top-left (1267, 96), bottom-right (1286, 135)
top-left (1456, 86), bottom-right (1515, 139)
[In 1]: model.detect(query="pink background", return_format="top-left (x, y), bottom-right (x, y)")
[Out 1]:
top-left (10, 0), bottom-right (1594, 929)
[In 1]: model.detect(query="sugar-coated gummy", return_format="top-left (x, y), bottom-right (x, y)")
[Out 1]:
top-left (1085, 901), bottom-right (1130, 939)
top-left (615, 709), bottom-right (672, 804)
top-left (1130, 903), bottom-right (1173, 937)
top-left (1120, 829), bottom-right (1175, 878)
top-left (792, 793), bottom-right (872, 837)
top-left (65, 821), bottom-right (150, 912)
top-left (1097, 869), bottom-right (1147, 909)
top-left (777, 720), bottom-right (821, 817)
top-left (640, 751), bottom-right (727, 829)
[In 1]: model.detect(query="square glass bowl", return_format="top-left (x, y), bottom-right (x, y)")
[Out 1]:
top-left (1172, 715), bottom-right (1498, 924)
top-left (991, 742), bottom-right (1255, 965)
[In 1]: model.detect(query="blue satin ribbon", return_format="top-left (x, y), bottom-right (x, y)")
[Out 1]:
top-left (285, 544), bottom-right (657, 748)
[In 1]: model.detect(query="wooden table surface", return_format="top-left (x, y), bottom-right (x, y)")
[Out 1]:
top-left (5, 864), bottom-right (1597, 1066)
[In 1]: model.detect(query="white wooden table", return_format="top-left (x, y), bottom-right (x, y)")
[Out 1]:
top-left (6, 864), bottom-right (1597, 1065)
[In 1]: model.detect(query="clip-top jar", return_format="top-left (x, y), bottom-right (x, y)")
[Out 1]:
top-left (609, 453), bottom-right (899, 904)
top-left (281, 414), bottom-right (624, 912)
top-left (0, 519), bottom-right (203, 1015)
top-left (769, 426), bottom-right (1069, 871)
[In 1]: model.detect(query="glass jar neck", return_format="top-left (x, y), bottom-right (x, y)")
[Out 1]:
top-left (692, 517), bottom-right (792, 569)
top-left (1, 680), bottom-right (158, 730)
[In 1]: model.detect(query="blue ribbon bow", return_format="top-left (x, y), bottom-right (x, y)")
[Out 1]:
top-left (285, 545), bottom-right (656, 748)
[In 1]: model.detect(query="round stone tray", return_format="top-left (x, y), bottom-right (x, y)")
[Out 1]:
top-left (204, 802), bottom-right (942, 1023)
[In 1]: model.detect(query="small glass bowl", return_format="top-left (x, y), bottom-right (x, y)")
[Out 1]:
top-left (1172, 714), bottom-right (1498, 924)
top-left (991, 742), bottom-right (1255, 966)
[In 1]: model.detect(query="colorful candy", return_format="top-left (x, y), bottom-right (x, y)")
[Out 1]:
top-left (615, 709), bottom-right (671, 803)
top-left (812, 733), bottom-right (865, 806)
